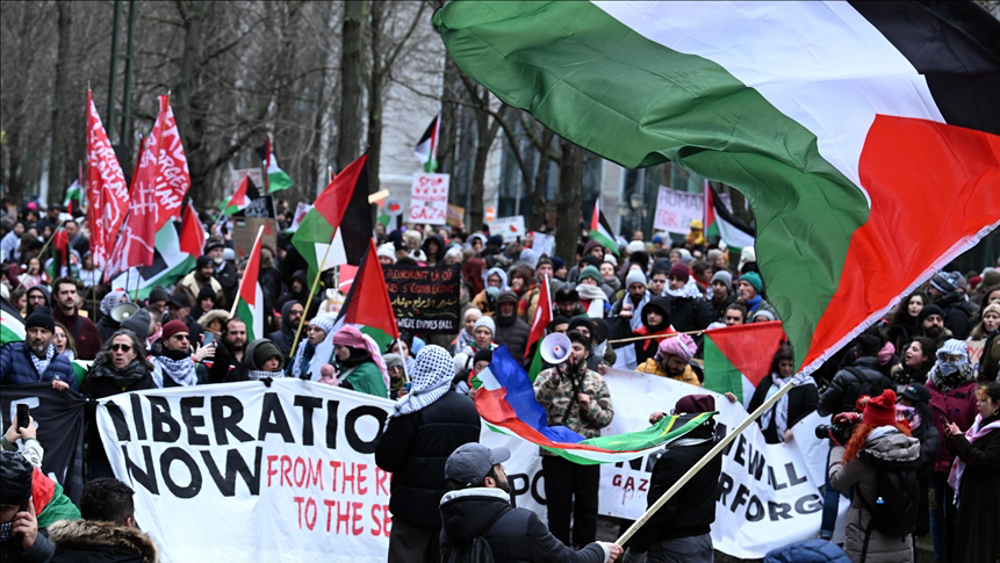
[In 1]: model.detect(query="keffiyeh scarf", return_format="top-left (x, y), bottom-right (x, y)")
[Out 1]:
top-left (386, 345), bottom-right (454, 426)
top-left (30, 344), bottom-right (57, 377)
top-left (151, 352), bottom-right (198, 388)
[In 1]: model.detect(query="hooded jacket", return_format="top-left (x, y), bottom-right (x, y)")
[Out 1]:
top-left (439, 488), bottom-right (609, 563)
top-left (49, 519), bottom-right (159, 563)
top-left (631, 296), bottom-right (675, 366)
top-left (275, 269), bottom-right (309, 313)
top-left (267, 300), bottom-right (300, 358)
top-left (422, 234), bottom-right (447, 266)
top-left (493, 290), bottom-right (530, 361)
top-left (225, 339), bottom-right (285, 382)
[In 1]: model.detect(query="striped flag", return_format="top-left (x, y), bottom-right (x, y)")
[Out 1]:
top-left (589, 200), bottom-right (619, 255)
top-left (524, 275), bottom-right (552, 378)
top-left (707, 183), bottom-right (755, 251)
top-left (221, 176), bottom-right (259, 216)
top-left (110, 220), bottom-right (198, 301)
top-left (436, 1), bottom-right (1000, 374)
top-left (255, 137), bottom-right (294, 194)
top-left (331, 238), bottom-right (401, 345)
top-left (1, 298), bottom-right (25, 343)
top-left (475, 346), bottom-right (712, 464)
top-left (702, 321), bottom-right (785, 403)
top-left (231, 226), bottom-right (265, 341)
top-left (414, 113), bottom-right (441, 173)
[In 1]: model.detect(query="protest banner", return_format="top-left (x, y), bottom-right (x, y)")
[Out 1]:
top-left (383, 264), bottom-right (461, 333)
top-left (1, 384), bottom-right (87, 503)
top-left (487, 215), bottom-right (526, 242)
top-left (653, 186), bottom-right (703, 235)
top-left (408, 172), bottom-right (449, 225)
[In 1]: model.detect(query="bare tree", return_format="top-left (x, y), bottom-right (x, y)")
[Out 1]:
top-left (336, 0), bottom-right (366, 173)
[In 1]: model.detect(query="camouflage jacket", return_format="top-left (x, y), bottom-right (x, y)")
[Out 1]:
top-left (533, 362), bottom-right (614, 444)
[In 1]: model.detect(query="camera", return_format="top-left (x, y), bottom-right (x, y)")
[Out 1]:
top-left (815, 419), bottom-right (856, 444)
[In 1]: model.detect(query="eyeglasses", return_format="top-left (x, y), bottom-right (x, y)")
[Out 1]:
top-left (111, 344), bottom-right (132, 352)
top-left (172, 334), bottom-right (190, 341)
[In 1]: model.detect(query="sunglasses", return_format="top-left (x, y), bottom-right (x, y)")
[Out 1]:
top-left (111, 343), bottom-right (132, 352)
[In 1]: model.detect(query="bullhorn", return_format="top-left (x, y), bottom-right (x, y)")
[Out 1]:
top-left (540, 332), bottom-right (572, 365)
top-left (111, 302), bottom-right (139, 323)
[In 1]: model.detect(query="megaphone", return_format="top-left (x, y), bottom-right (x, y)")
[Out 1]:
top-left (111, 302), bottom-right (139, 323)
top-left (540, 332), bottom-right (572, 365)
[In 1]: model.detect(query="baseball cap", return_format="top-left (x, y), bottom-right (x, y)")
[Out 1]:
top-left (444, 443), bottom-right (511, 486)
top-left (900, 383), bottom-right (930, 404)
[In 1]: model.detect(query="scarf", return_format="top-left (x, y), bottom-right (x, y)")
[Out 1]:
top-left (290, 314), bottom-right (337, 381)
top-left (89, 358), bottom-right (149, 389)
top-left (0, 520), bottom-right (13, 542)
top-left (454, 328), bottom-right (476, 352)
top-left (744, 294), bottom-right (763, 313)
top-left (152, 351), bottom-right (198, 388)
top-left (247, 369), bottom-right (287, 381)
top-left (665, 277), bottom-right (704, 300)
top-left (759, 372), bottom-right (816, 441)
top-left (629, 292), bottom-right (651, 331)
top-left (387, 346), bottom-right (454, 427)
top-left (334, 326), bottom-right (390, 391)
top-left (30, 344), bottom-right (57, 377)
top-left (576, 284), bottom-right (607, 319)
top-left (947, 414), bottom-right (1000, 506)
top-left (928, 361), bottom-right (974, 393)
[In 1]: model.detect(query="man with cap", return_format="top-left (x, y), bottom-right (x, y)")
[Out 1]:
top-left (626, 395), bottom-right (722, 563)
top-left (612, 268), bottom-right (651, 332)
top-left (916, 303), bottom-right (951, 347)
top-left (375, 345), bottom-right (481, 563)
top-left (534, 330), bottom-right (614, 549)
top-left (149, 319), bottom-right (214, 388)
top-left (51, 277), bottom-right (102, 360)
top-left (0, 307), bottom-right (75, 389)
top-left (926, 271), bottom-right (973, 340)
top-left (709, 270), bottom-right (736, 322)
top-left (494, 290), bottom-right (530, 362)
top-left (178, 255), bottom-right (223, 306)
top-left (0, 451), bottom-right (55, 562)
top-left (735, 271), bottom-right (778, 321)
top-left (205, 238), bottom-right (239, 306)
top-left (439, 443), bottom-right (622, 563)
top-left (554, 287), bottom-right (586, 318)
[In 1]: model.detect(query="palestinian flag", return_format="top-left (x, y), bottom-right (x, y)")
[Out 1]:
top-left (524, 274), bottom-right (552, 378)
top-left (332, 238), bottom-right (400, 350)
top-left (231, 226), bottom-right (265, 341)
top-left (62, 180), bottom-right (82, 215)
top-left (589, 200), bottom-right (619, 255)
top-left (702, 321), bottom-right (786, 403)
top-left (705, 182), bottom-right (755, 251)
top-left (291, 153), bottom-right (373, 281)
top-left (414, 113), bottom-right (441, 173)
top-left (1, 297), bottom-right (25, 343)
top-left (255, 137), bottom-right (294, 194)
top-left (178, 200), bottom-right (205, 257)
top-left (436, 1), bottom-right (1000, 374)
top-left (222, 176), bottom-right (259, 216)
top-left (111, 220), bottom-right (198, 301)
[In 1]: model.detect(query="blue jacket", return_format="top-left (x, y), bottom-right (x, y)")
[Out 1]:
top-left (764, 540), bottom-right (851, 563)
top-left (0, 342), bottom-right (77, 390)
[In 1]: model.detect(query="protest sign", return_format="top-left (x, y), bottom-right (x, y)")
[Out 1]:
top-left (968, 339), bottom-right (984, 370)
top-left (488, 216), bottom-right (526, 242)
top-left (530, 231), bottom-right (554, 258)
top-left (1, 384), bottom-right (87, 503)
top-left (98, 381), bottom-right (396, 563)
top-left (383, 265), bottom-right (461, 333)
top-left (408, 172), bottom-right (449, 225)
top-left (447, 204), bottom-right (465, 229)
top-left (233, 217), bottom-right (277, 262)
top-left (653, 186), bottom-right (703, 235)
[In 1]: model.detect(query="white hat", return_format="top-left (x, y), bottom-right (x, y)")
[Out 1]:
top-left (377, 243), bottom-right (396, 263)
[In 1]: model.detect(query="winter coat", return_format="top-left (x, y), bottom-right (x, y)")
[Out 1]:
top-left (927, 379), bottom-right (978, 472)
top-left (439, 487), bottom-right (609, 563)
top-left (0, 532), bottom-right (54, 563)
top-left (709, 292), bottom-right (736, 324)
top-left (472, 289), bottom-right (497, 317)
top-left (214, 260), bottom-right (240, 308)
top-left (629, 423), bottom-right (722, 553)
top-left (666, 294), bottom-right (713, 333)
top-left (829, 431), bottom-right (920, 563)
top-left (935, 292), bottom-right (972, 340)
top-left (979, 330), bottom-right (999, 382)
top-left (96, 315), bottom-right (120, 343)
top-left (748, 376), bottom-right (819, 443)
top-left (53, 307), bottom-right (102, 360)
top-left (533, 362), bottom-right (613, 442)
top-left (945, 414), bottom-right (1000, 563)
top-left (634, 359), bottom-right (701, 387)
top-left (763, 540), bottom-right (852, 563)
top-left (267, 300), bottom-right (301, 359)
top-left (0, 342), bottom-right (76, 389)
top-left (817, 357), bottom-right (894, 416)
top-left (337, 360), bottom-right (388, 398)
top-left (630, 296), bottom-right (675, 366)
top-left (81, 358), bottom-right (155, 399)
top-left (49, 519), bottom-right (160, 563)
top-left (494, 292), bottom-right (530, 361)
top-left (374, 391), bottom-right (480, 528)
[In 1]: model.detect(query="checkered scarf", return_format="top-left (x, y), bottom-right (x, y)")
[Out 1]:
top-left (386, 345), bottom-right (454, 426)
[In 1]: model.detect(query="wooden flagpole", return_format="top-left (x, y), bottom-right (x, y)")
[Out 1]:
top-left (289, 240), bottom-right (336, 359)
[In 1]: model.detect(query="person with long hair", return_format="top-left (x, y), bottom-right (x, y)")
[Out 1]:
top-left (885, 291), bottom-right (928, 353)
top-left (52, 322), bottom-right (77, 363)
top-left (16, 257), bottom-right (45, 290)
top-left (889, 336), bottom-right (937, 389)
top-left (746, 343), bottom-right (818, 444)
top-left (968, 302), bottom-right (999, 342)
top-left (942, 382), bottom-right (1000, 563)
top-left (895, 383), bottom-right (939, 538)
top-left (828, 389), bottom-right (919, 563)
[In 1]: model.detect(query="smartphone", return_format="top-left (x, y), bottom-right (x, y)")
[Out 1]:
top-left (16, 404), bottom-right (29, 430)
top-left (204, 332), bottom-right (215, 347)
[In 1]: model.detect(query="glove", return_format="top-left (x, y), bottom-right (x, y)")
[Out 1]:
top-left (832, 412), bottom-right (860, 425)
top-left (622, 547), bottom-right (646, 563)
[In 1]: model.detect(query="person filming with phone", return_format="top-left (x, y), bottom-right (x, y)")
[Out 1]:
top-left (0, 451), bottom-right (54, 562)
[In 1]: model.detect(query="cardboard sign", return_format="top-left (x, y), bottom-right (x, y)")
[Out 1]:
top-left (488, 216), bottom-right (526, 242)
top-left (232, 217), bottom-right (277, 263)
top-left (446, 204), bottom-right (465, 229)
top-left (383, 265), bottom-right (461, 333)
top-left (407, 173), bottom-right (449, 225)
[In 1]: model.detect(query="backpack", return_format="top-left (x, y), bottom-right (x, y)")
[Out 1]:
top-left (443, 507), bottom-right (510, 563)
top-left (842, 367), bottom-right (892, 411)
top-left (856, 457), bottom-right (919, 561)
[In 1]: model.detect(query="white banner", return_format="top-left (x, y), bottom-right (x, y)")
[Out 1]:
top-left (408, 172), bottom-right (450, 225)
top-left (653, 186), bottom-right (702, 235)
top-left (487, 216), bottom-right (526, 242)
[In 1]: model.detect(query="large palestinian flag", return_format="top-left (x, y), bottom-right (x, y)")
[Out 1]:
top-left (436, 1), bottom-right (1000, 374)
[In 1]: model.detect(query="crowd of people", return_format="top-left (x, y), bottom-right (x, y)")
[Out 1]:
top-left (1, 198), bottom-right (998, 563)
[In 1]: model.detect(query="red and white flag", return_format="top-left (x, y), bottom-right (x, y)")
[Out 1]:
top-left (178, 200), bottom-right (205, 257)
top-left (152, 98), bottom-right (190, 231)
top-left (85, 90), bottom-right (128, 268)
top-left (524, 274), bottom-right (552, 361)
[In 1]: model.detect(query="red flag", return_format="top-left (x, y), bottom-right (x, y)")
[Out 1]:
top-left (335, 239), bottom-right (400, 340)
top-left (85, 90), bottom-right (128, 268)
top-left (152, 97), bottom-right (190, 231)
top-left (524, 274), bottom-right (552, 360)
top-left (179, 200), bottom-right (205, 257)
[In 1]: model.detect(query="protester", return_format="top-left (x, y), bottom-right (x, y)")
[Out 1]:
top-left (709, 270), bottom-right (735, 322)
top-left (267, 300), bottom-right (304, 359)
top-left (1, 306), bottom-right (74, 390)
top-left (554, 287), bottom-right (586, 318)
top-left (81, 330), bottom-right (156, 398)
top-left (735, 271), bottom-right (778, 320)
top-left (745, 344), bottom-right (818, 443)
top-left (226, 339), bottom-right (285, 382)
top-left (493, 290), bottom-right (530, 361)
top-left (332, 326), bottom-right (389, 397)
top-left (722, 303), bottom-right (747, 326)
top-left (662, 263), bottom-right (713, 332)
top-left (2, 416), bottom-right (42, 469)
top-left (383, 353), bottom-right (408, 399)
top-left (288, 313), bottom-right (336, 381)
top-left (631, 297), bottom-right (676, 367)
top-left (533, 330), bottom-right (614, 548)
top-left (149, 320), bottom-right (213, 388)
top-left (927, 271), bottom-right (973, 340)
top-left (885, 291), bottom-right (928, 353)
top-left (51, 278), bottom-right (102, 359)
top-left (889, 336), bottom-right (936, 389)
top-left (49, 478), bottom-right (159, 563)
top-left (24, 286), bottom-right (50, 316)
top-left (0, 451), bottom-right (54, 563)
top-left (208, 318), bottom-right (248, 383)
top-left (627, 394), bottom-right (723, 563)
top-left (896, 383), bottom-right (939, 538)
top-left (451, 307), bottom-right (482, 355)
top-left (439, 443), bottom-right (622, 563)
top-left (375, 345), bottom-right (480, 563)
top-left (95, 289), bottom-right (129, 342)
top-left (205, 238), bottom-right (238, 305)
top-left (611, 269), bottom-right (650, 332)
top-left (636, 333), bottom-right (701, 387)
top-left (916, 304), bottom-right (950, 347)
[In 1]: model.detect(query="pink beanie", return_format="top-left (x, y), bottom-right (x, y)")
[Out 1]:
top-left (657, 333), bottom-right (696, 362)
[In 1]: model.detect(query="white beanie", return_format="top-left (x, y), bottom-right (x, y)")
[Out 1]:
top-left (377, 243), bottom-right (397, 263)
top-left (626, 240), bottom-right (646, 255)
top-left (625, 269), bottom-right (647, 289)
top-left (473, 316), bottom-right (496, 335)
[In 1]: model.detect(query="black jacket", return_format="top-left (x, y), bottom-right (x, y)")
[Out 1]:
top-left (267, 300), bottom-right (301, 359)
top-left (49, 519), bottom-right (159, 563)
top-left (666, 294), bottom-right (714, 334)
top-left (494, 292), bottom-right (530, 361)
top-left (0, 532), bottom-right (54, 563)
top-left (439, 488), bottom-right (608, 563)
top-left (817, 357), bottom-right (894, 416)
top-left (208, 341), bottom-right (241, 384)
top-left (374, 391), bottom-right (481, 528)
top-left (935, 292), bottom-right (972, 340)
top-left (629, 423), bottom-right (722, 553)
top-left (215, 260), bottom-right (239, 308)
top-left (748, 378), bottom-right (819, 444)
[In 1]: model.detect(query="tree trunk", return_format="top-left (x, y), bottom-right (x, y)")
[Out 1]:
top-left (336, 0), bottom-right (366, 172)
top-left (173, 1), bottom-right (207, 196)
top-left (439, 55), bottom-right (461, 176)
top-left (555, 139), bottom-right (583, 262)
top-left (366, 0), bottom-right (385, 199)
top-left (48, 0), bottom-right (72, 204)
top-left (530, 128), bottom-right (554, 232)
top-left (314, 3), bottom-right (340, 196)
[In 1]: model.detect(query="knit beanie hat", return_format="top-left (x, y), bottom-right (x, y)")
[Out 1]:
top-left (473, 316), bottom-right (496, 335)
top-left (657, 333), bottom-right (696, 361)
top-left (677, 248), bottom-right (694, 265)
top-left (121, 309), bottom-right (151, 342)
top-left (252, 340), bottom-right (283, 370)
top-left (625, 269), bottom-right (647, 289)
top-left (0, 451), bottom-right (34, 505)
top-left (309, 313), bottom-right (338, 337)
top-left (917, 304), bottom-right (945, 324)
top-left (982, 268), bottom-right (1000, 287)
top-left (668, 263), bottom-right (690, 283)
top-left (473, 348), bottom-right (494, 365)
top-left (551, 256), bottom-right (566, 271)
top-left (930, 271), bottom-right (959, 294)
top-left (161, 320), bottom-right (189, 340)
top-left (383, 353), bottom-right (404, 369)
top-left (711, 270), bottom-right (733, 292)
top-left (739, 271), bottom-right (763, 293)
top-left (25, 307), bottom-right (55, 333)
top-left (602, 254), bottom-right (618, 268)
top-left (626, 240), bottom-right (646, 255)
top-left (578, 265), bottom-right (602, 285)
top-left (377, 243), bottom-right (396, 263)
top-left (196, 255), bottom-right (213, 269)
top-left (862, 389), bottom-right (898, 427)
top-left (675, 394), bottom-right (715, 414)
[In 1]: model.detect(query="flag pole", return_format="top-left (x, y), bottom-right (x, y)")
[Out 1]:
top-left (616, 378), bottom-right (798, 546)
top-left (607, 328), bottom-right (705, 345)
top-left (288, 238), bottom-right (336, 359)
top-left (229, 225), bottom-right (265, 318)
